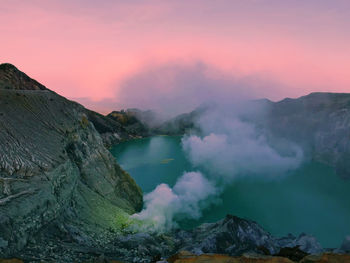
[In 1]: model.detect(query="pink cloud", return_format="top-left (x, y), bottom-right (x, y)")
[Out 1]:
top-left (1, 0), bottom-right (349, 112)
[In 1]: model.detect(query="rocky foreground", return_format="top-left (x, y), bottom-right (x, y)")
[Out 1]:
top-left (2, 251), bottom-right (350, 263)
top-left (0, 64), bottom-right (349, 262)
top-left (166, 251), bottom-right (350, 263)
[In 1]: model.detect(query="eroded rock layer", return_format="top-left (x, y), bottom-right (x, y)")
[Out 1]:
top-left (0, 64), bottom-right (142, 257)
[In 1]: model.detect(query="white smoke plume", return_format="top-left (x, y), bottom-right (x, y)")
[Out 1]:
top-left (125, 63), bottom-right (304, 232)
top-left (182, 107), bottom-right (304, 181)
top-left (131, 171), bottom-right (218, 232)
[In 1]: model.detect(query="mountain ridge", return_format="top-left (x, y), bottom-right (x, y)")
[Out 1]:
top-left (0, 63), bottom-right (143, 258)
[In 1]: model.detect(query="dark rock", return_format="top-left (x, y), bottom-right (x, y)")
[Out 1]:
top-left (276, 233), bottom-right (323, 255)
top-left (84, 109), bottom-right (129, 147)
top-left (257, 246), bottom-right (271, 255)
top-left (0, 63), bottom-right (46, 91)
top-left (107, 109), bottom-right (151, 137)
top-left (340, 236), bottom-right (350, 252)
top-left (276, 246), bottom-right (309, 262)
top-left (174, 215), bottom-right (321, 257)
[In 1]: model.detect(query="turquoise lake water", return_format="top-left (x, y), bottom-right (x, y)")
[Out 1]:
top-left (110, 135), bottom-right (350, 248)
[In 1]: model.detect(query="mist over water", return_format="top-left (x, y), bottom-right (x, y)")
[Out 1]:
top-left (111, 136), bottom-right (350, 247)
top-left (130, 103), bottom-right (304, 232)
top-left (182, 107), bottom-right (303, 181)
top-left (108, 67), bottom-right (347, 246)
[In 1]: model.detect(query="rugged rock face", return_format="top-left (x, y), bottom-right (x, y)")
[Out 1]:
top-left (84, 108), bottom-right (158, 148)
top-left (174, 215), bottom-right (322, 257)
top-left (68, 215), bottom-right (320, 262)
top-left (84, 108), bottom-right (130, 147)
top-left (0, 64), bottom-right (142, 257)
top-left (107, 109), bottom-right (151, 138)
top-left (266, 93), bottom-right (350, 178)
top-left (0, 64), bottom-right (46, 91)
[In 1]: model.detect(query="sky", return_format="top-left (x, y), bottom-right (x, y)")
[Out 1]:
top-left (1, 0), bottom-right (350, 114)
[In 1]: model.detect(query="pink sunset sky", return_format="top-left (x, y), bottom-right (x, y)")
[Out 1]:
top-left (1, 0), bottom-right (350, 114)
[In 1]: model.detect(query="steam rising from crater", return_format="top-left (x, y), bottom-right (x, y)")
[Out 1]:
top-left (132, 105), bottom-right (303, 232)
top-left (130, 65), bottom-right (304, 231)
top-left (182, 107), bottom-right (304, 181)
top-left (131, 171), bottom-right (218, 232)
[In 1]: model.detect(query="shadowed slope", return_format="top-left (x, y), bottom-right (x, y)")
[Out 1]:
top-left (0, 64), bottom-right (142, 256)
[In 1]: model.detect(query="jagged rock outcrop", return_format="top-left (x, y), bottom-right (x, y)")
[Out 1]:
top-left (174, 215), bottom-right (322, 257)
top-left (83, 109), bottom-right (157, 148)
top-left (75, 215), bottom-right (320, 262)
top-left (0, 64), bottom-right (142, 257)
top-left (0, 63), bottom-right (46, 91)
top-left (84, 108), bottom-right (129, 147)
top-left (9, 212), bottom-right (324, 262)
top-left (107, 109), bottom-right (151, 138)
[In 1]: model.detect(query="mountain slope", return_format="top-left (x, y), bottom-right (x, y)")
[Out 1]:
top-left (263, 92), bottom-right (350, 178)
top-left (0, 64), bottom-right (142, 256)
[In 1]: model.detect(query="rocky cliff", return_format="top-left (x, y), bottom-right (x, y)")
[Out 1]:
top-left (107, 109), bottom-right (151, 138)
top-left (262, 93), bottom-right (350, 178)
top-left (84, 108), bottom-right (130, 147)
top-left (0, 64), bottom-right (142, 257)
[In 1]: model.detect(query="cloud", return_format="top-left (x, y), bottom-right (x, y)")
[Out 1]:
top-left (116, 61), bottom-right (281, 117)
top-left (73, 61), bottom-right (277, 115)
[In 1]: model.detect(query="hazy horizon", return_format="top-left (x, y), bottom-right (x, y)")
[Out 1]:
top-left (1, 0), bottom-right (350, 114)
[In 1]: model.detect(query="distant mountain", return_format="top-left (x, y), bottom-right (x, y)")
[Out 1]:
top-left (154, 92), bottom-right (350, 179)
top-left (152, 105), bottom-right (207, 135)
top-left (263, 92), bottom-right (350, 178)
top-left (107, 109), bottom-right (152, 137)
